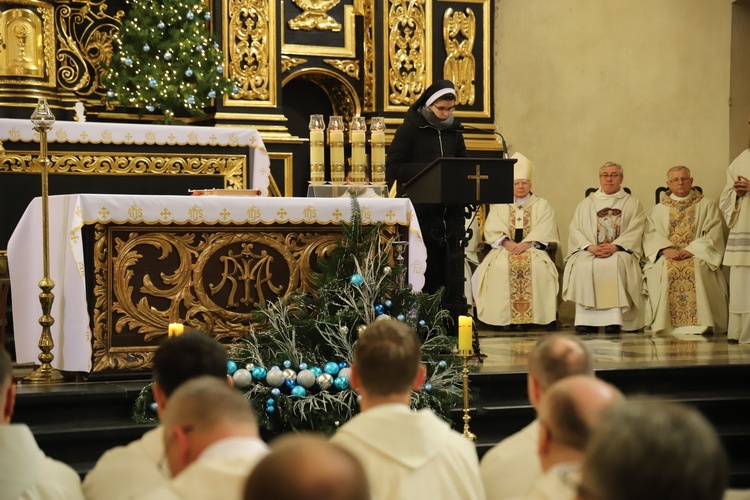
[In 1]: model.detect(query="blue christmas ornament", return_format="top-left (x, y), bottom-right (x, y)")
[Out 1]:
top-left (266, 405), bottom-right (275, 414)
top-left (186, 11), bottom-right (195, 19)
top-left (397, 314), bottom-right (405, 321)
top-left (208, 90), bottom-right (216, 99)
top-left (186, 96), bottom-right (195, 105)
top-left (349, 274), bottom-right (364, 287)
top-left (333, 376), bottom-right (349, 390)
top-left (232, 85), bottom-right (239, 95)
top-left (298, 362), bottom-right (308, 371)
top-left (385, 299), bottom-right (393, 307)
top-left (291, 386), bottom-right (307, 398)
top-left (283, 360), bottom-right (292, 369)
top-left (419, 320), bottom-right (426, 326)
top-left (204, 12), bottom-right (211, 20)
top-left (251, 366), bottom-right (267, 381)
top-left (146, 105), bottom-right (155, 112)
top-left (323, 361), bottom-right (340, 376)
top-left (270, 388), bottom-right (281, 397)
top-left (214, 42), bottom-right (220, 49)
top-left (196, 44), bottom-right (203, 52)
top-left (284, 379), bottom-right (296, 389)
top-left (185, 68), bottom-right (193, 77)
top-left (124, 57), bottom-right (133, 67)
top-left (374, 304), bottom-right (384, 315)
top-left (266, 398), bottom-right (275, 406)
top-left (438, 360), bottom-right (448, 370)
top-left (157, 21), bottom-right (165, 30)
top-left (164, 52), bottom-right (172, 61)
top-left (227, 360), bottom-right (238, 375)
top-left (217, 64), bottom-right (224, 74)
top-left (424, 383), bottom-right (433, 392)
top-left (106, 90), bottom-right (114, 99)
top-left (148, 78), bottom-right (157, 87)
top-left (339, 361), bottom-right (348, 369)
top-left (143, 44), bottom-right (150, 52)
top-left (310, 366), bottom-right (323, 377)
top-left (149, 402), bottom-right (158, 413)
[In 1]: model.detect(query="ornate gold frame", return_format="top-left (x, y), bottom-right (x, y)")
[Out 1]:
top-left (267, 151), bottom-right (294, 197)
top-left (0, 0), bottom-right (56, 87)
top-left (281, 3), bottom-right (356, 57)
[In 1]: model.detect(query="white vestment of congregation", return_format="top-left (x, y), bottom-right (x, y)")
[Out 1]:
top-left (83, 426), bottom-right (167, 500)
top-left (480, 419), bottom-right (542, 499)
top-left (139, 437), bottom-right (269, 500)
top-left (0, 424), bottom-right (84, 500)
top-left (515, 461), bottom-right (579, 500)
top-left (563, 188), bottom-right (647, 330)
top-left (474, 195), bottom-right (560, 326)
top-left (721, 149), bottom-right (750, 343)
top-left (644, 190), bottom-right (728, 335)
top-left (330, 403), bottom-right (485, 500)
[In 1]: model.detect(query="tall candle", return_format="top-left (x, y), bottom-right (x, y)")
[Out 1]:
top-left (351, 130), bottom-right (366, 183)
top-left (310, 129), bottom-right (324, 183)
top-left (458, 315), bottom-right (472, 352)
top-left (168, 323), bottom-right (184, 337)
top-left (330, 129), bottom-right (345, 183)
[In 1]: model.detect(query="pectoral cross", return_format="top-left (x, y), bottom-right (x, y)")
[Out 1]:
top-left (467, 164), bottom-right (489, 201)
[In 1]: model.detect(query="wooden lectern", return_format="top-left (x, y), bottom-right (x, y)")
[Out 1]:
top-left (402, 157), bottom-right (516, 329)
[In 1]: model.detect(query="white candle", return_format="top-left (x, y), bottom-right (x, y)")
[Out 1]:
top-left (371, 130), bottom-right (385, 166)
top-left (330, 130), bottom-right (344, 165)
top-left (310, 130), bottom-right (324, 164)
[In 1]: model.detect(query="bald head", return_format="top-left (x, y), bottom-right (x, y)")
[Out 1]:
top-left (539, 375), bottom-right (623, 452)
top-left (244, 434), bottom-right (370, 500)
top-left (528, 334), bottom-right (594, 391)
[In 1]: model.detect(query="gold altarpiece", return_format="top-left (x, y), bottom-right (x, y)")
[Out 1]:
top-left (0, 0), bottom-right (499, 197)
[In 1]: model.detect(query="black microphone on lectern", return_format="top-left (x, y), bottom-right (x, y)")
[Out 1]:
top-left (458, 123), bottom-right (509, 158)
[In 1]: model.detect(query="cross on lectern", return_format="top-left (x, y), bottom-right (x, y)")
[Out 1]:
top-left (467, 164), bottom-right (489, 201)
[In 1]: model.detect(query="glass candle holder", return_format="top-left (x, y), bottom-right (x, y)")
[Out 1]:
top-left (370, 117), bottom-right (386, 184)
top-left (329, 116), bottom-right (345, 184)
top-left (309, 114), bottom-right (325, 184)
top-left (350, 116), bottom-right (367, 184)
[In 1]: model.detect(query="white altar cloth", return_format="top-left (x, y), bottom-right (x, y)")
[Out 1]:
top-left (8, 194), bottom-right (426, 372)
top-left (0, 118), bottom-right (271, 195)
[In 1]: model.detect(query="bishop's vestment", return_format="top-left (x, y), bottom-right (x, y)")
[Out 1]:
top-left (474, 195), bottom-right (561, 326)
top-left (644, 190), bottom-right (728, 335)
top-left (563, 189), bottom-right (647, 330)
top-left (721, 149), bottom-right (750, 342)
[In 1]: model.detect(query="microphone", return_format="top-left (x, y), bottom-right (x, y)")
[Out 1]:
top-left (459, 123), bottom-right (509, 158)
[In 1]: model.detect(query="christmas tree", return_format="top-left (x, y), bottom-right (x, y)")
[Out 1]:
top-left (102, 0), bottom-right (234, 123)
top-left (134, 197), bottom-right (463, 435)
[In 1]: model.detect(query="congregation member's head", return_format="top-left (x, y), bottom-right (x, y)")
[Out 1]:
top-left (527, 334), bottom-right (594, 411)
top-left (537, 375), bottom-right (623, 472)
top-left (578, 399), bottom-right (727, 500)
top-left (512, 152), bottom-right (533, 199)
top-left (666, 165), bottom-right (694, 198)
top-left (1, 348), bottom-right (15, 423)
top-left (151, 328), bottom-right (229, 414)
top-left (599, 162), bottom-right (624, 195)
top-left (244, 434), bottom-right (370, 500)
top-left (350, 319), bottom-right (424, 409)
top-left (160, 376), bottom-right (261, 477)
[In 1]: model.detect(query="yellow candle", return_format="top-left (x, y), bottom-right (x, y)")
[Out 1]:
top-left (352, 130), bottom-right (366, 164)
top-left (458, 315), bottom-right (472, 352)
top-left (168, 323), bottom-right (184, 337)
top-left (310, 130), bottom-right (324, 164)
top-left (330, 130), bottom-right (344, 166)
top-left (371, 130), bottom-right (385, 166)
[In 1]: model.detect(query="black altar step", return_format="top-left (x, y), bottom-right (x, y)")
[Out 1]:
top-left (452, 363), bottom-right (750, 489)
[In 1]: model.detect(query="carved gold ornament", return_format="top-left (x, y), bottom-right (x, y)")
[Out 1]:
top-left (443, 8), bottom-right (476, 106)
top-left (289, 0), bottom-right (341, 32)
top-left (0, 4), bottom-right (53, 82)
top-left (323, 58), bottom-right (360, 79)
top-left (227, 0), bottom-right (272, 102)
top-left (387, 0), bottom-right (428, 106)
top-left (281, 55), bottom-right (307, 72)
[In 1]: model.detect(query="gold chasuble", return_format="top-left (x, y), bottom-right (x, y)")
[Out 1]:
top-left (663, 193), bottom-right (700, 327)
top-left (643, 190), bottom-right (728, 335)
top-left (508, 206), bottom-right (533, 324)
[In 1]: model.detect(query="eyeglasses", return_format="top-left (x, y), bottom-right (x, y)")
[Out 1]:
top-left (599, 173), bottom-right (621, 179)
top-left (431, 104), bottom-right (456, 113)
top-left (667, 177), bottom-right (691, 183)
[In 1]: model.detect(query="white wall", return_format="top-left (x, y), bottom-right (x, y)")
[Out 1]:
top-left (494, 0), bottom-right (738, 252)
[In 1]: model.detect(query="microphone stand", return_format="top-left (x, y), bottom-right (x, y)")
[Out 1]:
top-left (459, 123), bottom-right (509, 158)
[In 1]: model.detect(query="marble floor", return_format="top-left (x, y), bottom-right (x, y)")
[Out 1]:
top-left (474, 327), bottom-right (750, 374)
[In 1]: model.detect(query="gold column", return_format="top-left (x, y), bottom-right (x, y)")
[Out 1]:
top-left (24, 98), bottom-right (64, 384)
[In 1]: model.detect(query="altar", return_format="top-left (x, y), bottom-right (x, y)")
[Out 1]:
top-left (8, 194), bottom-right (425, 374)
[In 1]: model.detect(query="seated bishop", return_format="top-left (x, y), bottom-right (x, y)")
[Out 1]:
top-left (643, 166), bottom-right (728, 335)
top-left (562, 162), bottom-right (647, 334)
top-left (473, 153), bottom-right (561, 329)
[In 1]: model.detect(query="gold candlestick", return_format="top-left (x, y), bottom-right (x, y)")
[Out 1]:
top-left (24, 98), bottom-right (64, 384)
top-left (460, 351), bottom-right (476, 441)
